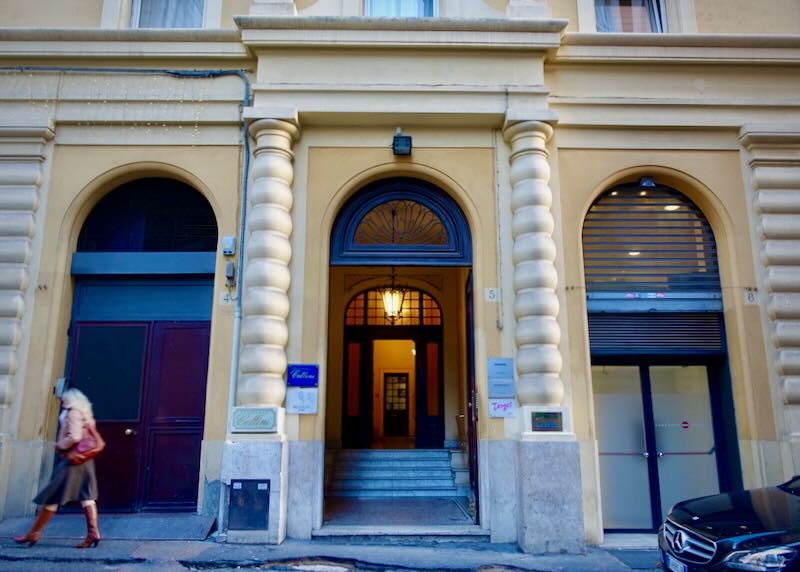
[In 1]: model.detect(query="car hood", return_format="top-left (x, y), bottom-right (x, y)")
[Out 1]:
top-left (670, 487), bottom-right (800, 543)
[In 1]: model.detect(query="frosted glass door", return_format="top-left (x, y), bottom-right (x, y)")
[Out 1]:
top-left (651, 366), bottom-right (719, 520)
top-left (593, 366), bottom-right (653, 529)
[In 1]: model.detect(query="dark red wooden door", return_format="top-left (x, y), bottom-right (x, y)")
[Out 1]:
top-left (68, 321), bottom-right (210, 511)
top-left (141, 322), bottom-right (209, 510)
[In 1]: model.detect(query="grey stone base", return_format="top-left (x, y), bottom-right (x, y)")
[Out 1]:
top-left (219, 439), bottom-right (288, 544)
top-left (517, 439), bottom-right (585, 554)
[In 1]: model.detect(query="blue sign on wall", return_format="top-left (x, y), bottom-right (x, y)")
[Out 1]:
top-left (287, 364), bottom-right (319, 387)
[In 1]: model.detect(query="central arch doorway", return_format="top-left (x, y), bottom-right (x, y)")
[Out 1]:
top-left (325, 177), bottom-right (477, 524)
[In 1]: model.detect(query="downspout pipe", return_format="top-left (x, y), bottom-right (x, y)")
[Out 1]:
top-left (1, 64), bottom-right (252, 429)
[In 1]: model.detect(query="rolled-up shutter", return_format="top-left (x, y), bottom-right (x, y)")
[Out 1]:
top-left (583, 182), bottom-right (724, 354)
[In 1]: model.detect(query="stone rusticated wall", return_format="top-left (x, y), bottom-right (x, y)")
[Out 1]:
top-left (741, 126), bottom-right (800, 476)
top-left (0, 125), bottom-right (53, 413)
top-left (741, 127), bottom-right (800, 406)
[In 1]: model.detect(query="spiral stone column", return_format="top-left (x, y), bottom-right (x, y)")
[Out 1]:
top-left (504, 121), bottom-right (564, 409)
top-left (504, 120), bottom-right (583, 555)
top-left (238, 118), bottom-right (298, 409)
top-left (222, 117), bottom-right (298, 544)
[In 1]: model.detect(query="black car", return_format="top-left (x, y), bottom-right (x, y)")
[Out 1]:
top-left (659, 476), bottom-right (800, 571)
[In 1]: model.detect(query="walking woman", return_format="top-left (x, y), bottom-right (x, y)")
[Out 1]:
top-left (15, 388), bottom-right (101, 548)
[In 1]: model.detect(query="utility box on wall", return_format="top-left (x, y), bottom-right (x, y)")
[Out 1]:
top-left (228, 479), bottom-right (270, 530)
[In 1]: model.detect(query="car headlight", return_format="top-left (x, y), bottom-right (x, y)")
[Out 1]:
top-left (723, 547), bottom-right (798, 570)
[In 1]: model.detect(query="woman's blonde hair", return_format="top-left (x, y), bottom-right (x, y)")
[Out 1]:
top-left (61, 388), bottom-right (94, 420)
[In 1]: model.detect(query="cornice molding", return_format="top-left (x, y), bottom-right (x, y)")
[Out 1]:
top-left (740, 124), bottom-right (800, 153)
top-left (236, 16), bottom-right (568, 33)
top-left (556, 32), bottom-right (800, 64)
top-left (237, 16), bottom-right (567, 50)
top-left (0, 28), bottom-right (247, 60)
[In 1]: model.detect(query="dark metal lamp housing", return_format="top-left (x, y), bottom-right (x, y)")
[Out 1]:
top-left (392, 128), bottom-right (412, 156)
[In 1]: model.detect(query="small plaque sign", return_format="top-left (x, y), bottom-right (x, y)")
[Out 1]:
top-left (488, 378), bottom-right (515, 398)
top-left (532, 411), bottom-right (563, 432)
top-left (488, 358), bottom-right (514, 379)
top-left (232, 407), bottom-right (278, 433)
top-left (286, 387), bottom-right (318, 414)
top-left (287, 364), bottom-right (319, 387)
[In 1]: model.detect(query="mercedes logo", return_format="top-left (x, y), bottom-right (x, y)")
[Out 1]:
top-left (672, 530), bottom-right (689, 554)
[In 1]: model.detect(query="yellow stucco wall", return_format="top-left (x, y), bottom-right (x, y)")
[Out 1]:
top-left (0, 0), bottom-right (103, 27)
top-left (549, 0), bottom-right (579, 32)
top-left (557, 147), bottom-right (773, 446)
top-left (695, 0), bottom-right (800, 34)
top-left (19, 144), bottom-right (241, 444)
top-left (221, 0), bottom-right (252, 27)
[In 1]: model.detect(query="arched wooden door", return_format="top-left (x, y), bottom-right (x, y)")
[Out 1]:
top-left (65, 178), bottom-right (217, 512)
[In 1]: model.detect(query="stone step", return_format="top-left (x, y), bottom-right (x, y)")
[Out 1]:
top-left (330, 478), bottom-right (456, 490)
top-left (334, 468), bottom-right (453, 479)
top-left (326, 488), bottom-right (462, 498)
top-left (312, 525), bottom-right (489, 545)
top-left (334, 449), bottom-right (451, 460)
top-left (334, 459), bottom-right (453, 469)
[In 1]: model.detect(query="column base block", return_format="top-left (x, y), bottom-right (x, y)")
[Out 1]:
top-left (219, 439), bottom-right (288, 544)
top-left (516, 439), bottom-right (585, 554)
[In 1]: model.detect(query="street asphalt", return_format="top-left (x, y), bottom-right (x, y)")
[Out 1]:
top-left (0, 536), bottom-right (662, 572)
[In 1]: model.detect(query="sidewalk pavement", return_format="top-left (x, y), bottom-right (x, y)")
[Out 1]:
top-left (0, 535), bottom-right (662, 572)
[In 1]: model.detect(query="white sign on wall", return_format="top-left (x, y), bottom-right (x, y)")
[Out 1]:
top-left (489, 399), bottom-right (516, 418)
top-left (286, 387), bottom-right (318, 414)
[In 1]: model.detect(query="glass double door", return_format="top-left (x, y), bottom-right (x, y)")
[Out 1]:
top-left (593, 364), bottom-right (721, 530)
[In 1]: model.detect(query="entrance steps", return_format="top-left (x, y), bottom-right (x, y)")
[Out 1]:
top-left (327, 449), bottom-right (469, 498)
top-left (312, 524), bottom-right (490, 545)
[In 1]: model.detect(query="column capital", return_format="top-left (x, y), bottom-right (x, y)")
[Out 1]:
top-left (247, 118), bottom-right (300, 143)
top-left (503, 120), bottom-right (554, 144)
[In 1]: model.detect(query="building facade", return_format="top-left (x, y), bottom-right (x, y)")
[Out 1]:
top-left (1, 0), bottom-right (799, 553)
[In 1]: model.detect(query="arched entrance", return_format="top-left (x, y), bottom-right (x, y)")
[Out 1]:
top-left (583, 180), bottom-right (742, 531)
top-left (65, 177), bottom-right (217, 512)
top-left (326, 177), bottom-right (477, 522)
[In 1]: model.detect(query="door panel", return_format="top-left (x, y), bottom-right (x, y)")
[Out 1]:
top-left (415, 341), bottom-right (443, 448)
top-left (465, 272), bottom-right (479, 521)
top-left (383, 373), bottom-right (409, 437)
top-left (69, 323), bottom-right (148, 511)
top-left (593, 365), bottom-right (653, 529)
top-left (141, 322), bottom-right (209, 510)
top-left (594, 363), bottom-right (722, 531)
top-left (68, 320), bottom-right (210, 512)
top-left (651, 365), bottom-right (720, 520)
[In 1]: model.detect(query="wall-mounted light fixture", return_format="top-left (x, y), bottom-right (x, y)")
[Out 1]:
top-left (392, 127), bottom-right (412, 156)
top-left (639, 176), bottom-right (656, 188)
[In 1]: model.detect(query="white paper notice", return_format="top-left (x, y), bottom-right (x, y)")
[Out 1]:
top-left (489, 398), bottom-right (516, 418)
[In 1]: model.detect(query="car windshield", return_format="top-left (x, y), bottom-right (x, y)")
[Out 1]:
top-left (778, 476), bottom-right (800, 496)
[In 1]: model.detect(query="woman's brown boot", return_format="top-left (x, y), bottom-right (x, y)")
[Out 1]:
top-left (76, 503), bottom-right (101, 548)
top-left (14, 508), bottom-right (56, 546)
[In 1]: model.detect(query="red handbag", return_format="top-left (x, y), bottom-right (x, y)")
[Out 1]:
top-left (66, 421), bottom-right (106, 465)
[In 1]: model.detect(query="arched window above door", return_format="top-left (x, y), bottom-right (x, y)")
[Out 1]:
top-left (72, 177), bottom-right (218, 277)
top-left (78, 178), bottom-right (217, 252)
top-left (582, 181), bottom-right (722, 312)
top-left (331, 178), bottom-right (471, 266)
